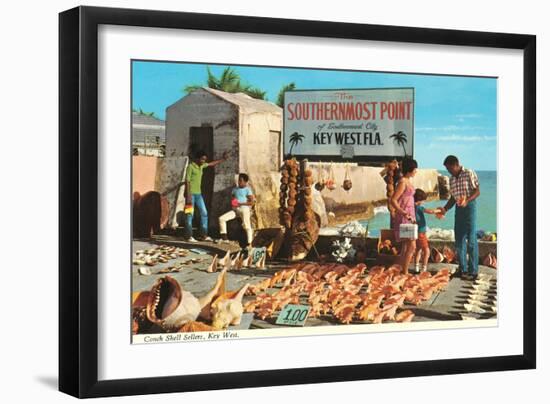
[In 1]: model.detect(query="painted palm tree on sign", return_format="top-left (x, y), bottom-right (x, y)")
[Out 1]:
top-left (390, 131), bottom-right (409, 156)
top-left (288, 132), bottom-right (305, 155)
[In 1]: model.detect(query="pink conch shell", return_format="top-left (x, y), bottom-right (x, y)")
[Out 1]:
top-left (483, 253), bottom-right (497, 269)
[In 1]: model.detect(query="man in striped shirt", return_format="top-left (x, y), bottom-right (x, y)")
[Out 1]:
top-left (438, 155), bottom-right (481, 280)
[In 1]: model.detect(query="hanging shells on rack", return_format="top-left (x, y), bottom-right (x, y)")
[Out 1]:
top-left (279, 158), bottom-right (298, 229)
top-left (342, 163), bottom-right (352, 191)
top-left (278, 158), bottom-right (320, 261)
top-left (325, 162), bottom-right (337, 190)
top-left (314, 162), bottom-right (325, 191)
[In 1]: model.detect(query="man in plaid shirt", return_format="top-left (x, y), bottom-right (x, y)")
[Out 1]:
top-left (438, 155), bottom-right (481, 280)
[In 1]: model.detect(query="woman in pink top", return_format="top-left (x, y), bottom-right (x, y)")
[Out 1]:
top-left (391, 158), bottom-right (418, 274)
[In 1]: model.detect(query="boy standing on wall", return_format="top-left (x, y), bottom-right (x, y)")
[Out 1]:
top-left (184, 149), bottom-right (229, 242)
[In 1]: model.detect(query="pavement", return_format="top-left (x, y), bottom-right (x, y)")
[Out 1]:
top-left (132, 239), bottom-right (497, 331)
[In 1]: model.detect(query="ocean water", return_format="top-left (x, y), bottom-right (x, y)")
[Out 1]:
top-left (361, 171), bottom-right (497, 236)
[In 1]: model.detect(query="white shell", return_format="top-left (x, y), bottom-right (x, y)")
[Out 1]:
top-left (138, 267), bottom-right (152, 275)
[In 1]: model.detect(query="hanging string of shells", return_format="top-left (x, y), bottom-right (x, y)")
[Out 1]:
top-left (380, 159), bottom-right (399, 222)
top-left (325, 162), bottom-right (337, 190)
top-left (342, 162), bottom-right (352, 191)
top-left (314, 162), bottom-right (325, 191)
top-left (278, 157), bottom-right (320, 261)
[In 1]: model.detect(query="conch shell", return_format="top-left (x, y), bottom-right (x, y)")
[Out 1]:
top-left (483, 253), bottom-right (497, 268)
top-left (146, 270), bottom-right (226, 332)
top-left (395, 309), bottom-right (415, 322)
top-left (206, 254), bottom-right (218, 273)
top-left (442, 246), bottom-right (456, 263)
top-left (210, 282), bottom-right (250, 330)
top-left (178, 321), bottom-right (218, 332)
top-left (221, 250), bottom-right (231, 271)
top-left (325, 178), bottom-right (336, 191)
top-left (430, 247), bottom-right (444, 263)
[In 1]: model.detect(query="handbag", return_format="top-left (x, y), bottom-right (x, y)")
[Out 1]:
top-left (399, 223), bottom-right (418, 240)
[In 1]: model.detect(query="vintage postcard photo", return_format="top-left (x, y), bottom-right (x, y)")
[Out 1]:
top-left (130, 61), bottom-right (497, 343)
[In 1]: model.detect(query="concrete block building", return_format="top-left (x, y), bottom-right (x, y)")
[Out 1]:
top-left (165, 87), bottom-right (283, 233)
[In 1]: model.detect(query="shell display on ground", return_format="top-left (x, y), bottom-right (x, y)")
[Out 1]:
top-left (244, 263), bottom-right (450, 325)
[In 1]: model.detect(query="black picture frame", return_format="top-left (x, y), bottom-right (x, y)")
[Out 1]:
top-left (59, 6), bottom-right (536, 398)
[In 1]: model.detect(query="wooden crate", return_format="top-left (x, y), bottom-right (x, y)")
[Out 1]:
top-left (376, 229), bottom-right (401, 266)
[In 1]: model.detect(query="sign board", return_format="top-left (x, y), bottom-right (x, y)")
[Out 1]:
top-left (275, 304), bottom-right (311, 326)
top-left (284, 88), bottom-right (414, 161)
top-left (250, 247), bottom-right (267, 266)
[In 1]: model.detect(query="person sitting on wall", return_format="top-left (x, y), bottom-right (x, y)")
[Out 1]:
top-left (184, 149), bottom-right (229, 242)
top-left (218, 173), bottom-right (256, 248)
top-left (436, 155), bottom-right (481, 280)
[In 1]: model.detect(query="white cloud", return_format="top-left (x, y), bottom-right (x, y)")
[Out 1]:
top-left (433, 134), bottom-right (496, 142)
top-left (416, 125), bottom-right (486, 132)
top-left (455, 113), bottom-right (482, 119)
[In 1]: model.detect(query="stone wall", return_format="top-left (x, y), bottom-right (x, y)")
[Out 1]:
top-left (302, 163), bottom-right (439, 224)
top-left (245, 163), bottom-right (440, 231)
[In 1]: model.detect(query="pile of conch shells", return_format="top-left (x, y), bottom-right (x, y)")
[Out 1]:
top-left (206, 250), bottom-right (265, 273)
top-left (132, 269), bottom-right (250, 334)
top-left (133, 245), bottom-right (208, 275)
top-left (133, 245), bottom-right (188, 266)
top-left (244, 263), bottom-right (452, 325)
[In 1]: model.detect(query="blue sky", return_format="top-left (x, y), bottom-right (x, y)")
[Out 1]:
top-left (132, 60), bottom-right (497, 170)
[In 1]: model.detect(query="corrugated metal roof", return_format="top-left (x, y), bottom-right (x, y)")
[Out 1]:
top-left (132, 112), bottom-right (165, 126)
top-left (132, 112), bottom-right (165, 142)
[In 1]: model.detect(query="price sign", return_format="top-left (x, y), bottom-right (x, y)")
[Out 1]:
top-left (275, 304), bottom-right (311, 326)
top-left (250, 247), bottom-right (266, 265)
